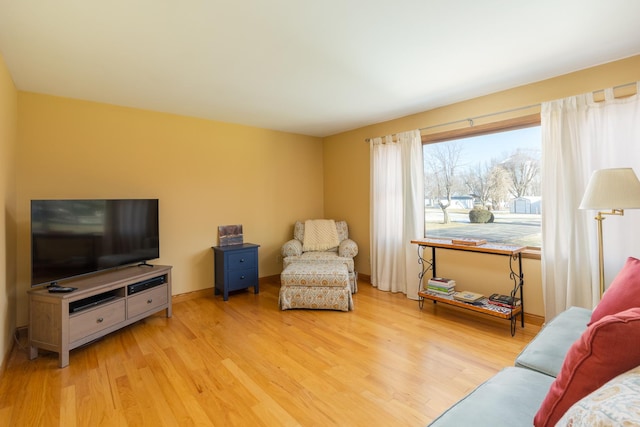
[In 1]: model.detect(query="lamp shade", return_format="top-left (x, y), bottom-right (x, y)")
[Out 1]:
top-left (579, 168), bottom-right (640, 210)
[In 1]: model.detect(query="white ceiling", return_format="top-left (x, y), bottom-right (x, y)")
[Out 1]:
top-left (1, 1), bottom-right (640, 137)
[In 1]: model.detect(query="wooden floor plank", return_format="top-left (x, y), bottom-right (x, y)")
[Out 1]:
top-left (1, 278), bottom-right (540, 426)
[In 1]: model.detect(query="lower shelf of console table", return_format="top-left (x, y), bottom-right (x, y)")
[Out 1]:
top-left (418, 290), bottom-right (523, 335)
top-left (28, 264), bottom-right (172, 368)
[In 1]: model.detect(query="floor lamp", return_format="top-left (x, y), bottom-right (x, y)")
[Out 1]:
top-left (579, 168), bottom-right (640, 297)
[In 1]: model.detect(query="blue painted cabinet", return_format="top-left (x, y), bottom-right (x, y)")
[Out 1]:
top-left (212, 243), bottom-right (259, 301)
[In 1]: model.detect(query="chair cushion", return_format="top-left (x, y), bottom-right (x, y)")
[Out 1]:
top-left (334, 220), bottom-right (348, 242)
top-left (281, 262), bottom-right (349, 288)
top-left (534, 307), bottom-right (640, 427)
top-left (294, 220), bottom-right (305, 242)
top-left (284, 252), bottom-right (354, 273)
top-left (590, 256), bottom-right (640, 325)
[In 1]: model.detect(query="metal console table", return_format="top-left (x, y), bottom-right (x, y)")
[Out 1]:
top-left (411, 238), bottom-right (525, 336)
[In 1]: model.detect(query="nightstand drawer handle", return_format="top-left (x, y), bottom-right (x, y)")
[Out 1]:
top-left (96, 317), bottom-right (104, 323)
top-left (240, 275), bottom-right (245, 279)
top-left (240, 258), bottom-right (245, 262)
top-left (147, 299), bottom-right (153, 304)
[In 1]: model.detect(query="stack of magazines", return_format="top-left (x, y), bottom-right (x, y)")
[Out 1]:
top-left (488, 293), bottom-right (521, 308)
top-left (427, 277), bottom-right (456, 295)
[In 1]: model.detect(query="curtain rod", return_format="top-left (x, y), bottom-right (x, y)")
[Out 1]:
top-left (364, 103), bottom-right (539, 143)
top-left (364, 81), bottom-right (637, 143)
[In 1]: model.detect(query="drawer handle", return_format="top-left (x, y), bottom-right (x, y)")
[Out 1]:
top-left (96, 317), bottom-right (104, 323)
top-left (240, 258), bottom-right (245, 263)
top-left (147, 299), bottom-right (153, 304)
top-left (240, 275), bottom-right (245, 280)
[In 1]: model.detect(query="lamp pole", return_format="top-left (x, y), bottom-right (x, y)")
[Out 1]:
top-left (594, 209), bottom-right (624, 297)
top-left (595, 211), bottom-right (605, 298)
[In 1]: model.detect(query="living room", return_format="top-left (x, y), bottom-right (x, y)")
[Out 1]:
top-left (2, 2), bottom-right (640, 425)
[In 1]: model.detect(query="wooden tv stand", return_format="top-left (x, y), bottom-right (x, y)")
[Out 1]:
top-left (28, 264), bottom-right (172, 368)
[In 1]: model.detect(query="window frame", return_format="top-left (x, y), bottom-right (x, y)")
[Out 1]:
top-left (421, 113), bottom-right (542, 258)
top-left (421, 114), bottom-right (540, 144)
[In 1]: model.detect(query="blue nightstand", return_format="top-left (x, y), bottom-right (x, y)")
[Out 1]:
top-left (212, 243), bottom-right (259, 301)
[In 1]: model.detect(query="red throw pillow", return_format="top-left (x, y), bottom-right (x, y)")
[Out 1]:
top-left (533, 307), bottom-right (640, 427)
top-left (590, 256), bottom-right (640, 325)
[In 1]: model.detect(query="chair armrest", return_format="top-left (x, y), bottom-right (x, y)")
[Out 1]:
top-left (281, 239), bottom-right (303, 257)
top-left (339, 239), bottom-right (358, 258)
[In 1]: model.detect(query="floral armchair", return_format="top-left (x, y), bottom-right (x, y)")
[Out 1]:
top-left (281, 220), bottom-right (358, 292)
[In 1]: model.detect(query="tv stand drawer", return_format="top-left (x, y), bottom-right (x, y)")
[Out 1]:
top-left (127, 284), bottom-right (168, 318)
top-left (69, 299), bottom-right (126, 343)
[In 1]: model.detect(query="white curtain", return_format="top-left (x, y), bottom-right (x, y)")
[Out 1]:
top-left (541, 82), bottom-right (640, 320)
top-left (370, 130), bottom-right (424, 298)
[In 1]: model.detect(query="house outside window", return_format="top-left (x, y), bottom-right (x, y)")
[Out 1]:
top-left (423, 121), bottom-right (541, 248)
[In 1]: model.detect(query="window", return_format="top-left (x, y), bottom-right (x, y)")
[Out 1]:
top-left (423, 117), bottom-right (541, 248)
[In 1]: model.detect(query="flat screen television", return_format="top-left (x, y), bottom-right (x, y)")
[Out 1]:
top-left (31, 199), bottom-right (159, 287)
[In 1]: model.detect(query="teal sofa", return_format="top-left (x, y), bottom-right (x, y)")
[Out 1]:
top-left (428, 306), bottom-right (592, 426)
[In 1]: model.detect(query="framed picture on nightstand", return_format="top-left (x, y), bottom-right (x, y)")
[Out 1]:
top-left (218, 224), bottom-right (243, 246)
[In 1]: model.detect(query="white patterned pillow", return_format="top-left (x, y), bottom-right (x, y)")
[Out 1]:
top-left (557, 365), bottom-right (640, 426)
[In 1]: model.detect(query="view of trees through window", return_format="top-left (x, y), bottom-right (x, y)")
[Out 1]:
top-left (423, 125), bottom-right (541, 248)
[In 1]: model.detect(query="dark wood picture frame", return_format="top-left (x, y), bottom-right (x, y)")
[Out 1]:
top-left (218, 224), bottom-right (243, 246)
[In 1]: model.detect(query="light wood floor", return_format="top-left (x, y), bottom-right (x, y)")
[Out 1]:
top-left (1, 278), bottom-right (540, 426)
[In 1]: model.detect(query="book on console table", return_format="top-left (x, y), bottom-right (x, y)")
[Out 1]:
top-left (488, 293), bottom-right (521, 308)
top-left (426, 285), bottom-right (455, 295)
top-left (451, 238), bottom-right (487, 246)
top-left (429, 277), bottom-right (455, 286)
top-left (428, 278), bottom-right (455, 288)
top-left (427, 277), bottom-right (456, 295)
top-left (453, 291), bottom-right (485, 303)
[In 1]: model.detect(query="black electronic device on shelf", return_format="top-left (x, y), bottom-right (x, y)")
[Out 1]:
top-left (127, 275), bottom-right (166, 295)
top-left (69, 290), bottom-right (120, 313)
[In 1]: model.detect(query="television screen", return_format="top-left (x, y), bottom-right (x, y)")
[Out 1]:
top-left (31, 199), bottom-right (159, 287)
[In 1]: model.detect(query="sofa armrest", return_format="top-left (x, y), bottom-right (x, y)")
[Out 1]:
top-left (339, 239), bottom-right (358, 258)
top-left (281, 239), bottom-right (303, 257)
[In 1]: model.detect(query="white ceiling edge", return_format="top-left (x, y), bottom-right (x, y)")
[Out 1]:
top-left (1, 1), bottom-right (640, 137)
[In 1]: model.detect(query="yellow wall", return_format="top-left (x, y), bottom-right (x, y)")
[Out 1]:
top-left (324, 55), bottom-right (640, 318)
top-left (15, 93), bottom-right (324, 326)
top-left (8, 54), bottom-right (640, 333)
top-left (0, 52), bottom-right (18, 370)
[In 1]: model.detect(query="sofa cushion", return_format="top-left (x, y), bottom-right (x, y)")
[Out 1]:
top-left (428, 367), bottom-right (555, 427)
top-left (556, 365), bottom-right (640, 426)
top-left (590, 256), bottom-right (640, 325)
top-left (515, 306), bottom-right (591, 377)
top-left (533, 307), bottom-right (640, 427)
